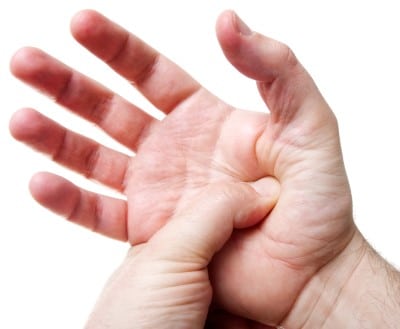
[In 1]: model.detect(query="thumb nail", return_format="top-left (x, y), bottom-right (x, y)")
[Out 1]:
top-left (251, 177), bottom-right (280, 202)
top-left (233, 12), bottom-right (252, 36)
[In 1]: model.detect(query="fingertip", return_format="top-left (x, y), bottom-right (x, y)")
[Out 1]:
top-left (10, 47), bottom-right (43, 79)
top-left (251, 176), bottom-right (280, 204)
top-left (9, 108), bottom-right (42, 141)
top-left (29, 172), bottom-right (61, 204)
top-left (231, 179), bottom-right (280, 230)
top-left (70, 9), bottom-right (104, 43)
top-left (29, 172), bottom-right (51, 198)
top-left (215, 10), bottom-right (234, 36)
top-left (10, 47), bottom-right (65, 97)
top-left (189, 182), bottom-right (273, 230)
top-left (216, 10), bottom-right (300, 83)
top-left (216, 10), bottom-right (243, 54)
top-left (70, 9), bottom-right (123, 63)
top-left (29, 172), bottom-right (79, 217)
top-left (10, 47), bottom-right (30, 76)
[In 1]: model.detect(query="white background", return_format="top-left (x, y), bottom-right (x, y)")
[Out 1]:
top-left (1, 1), bottom-right (399, 328)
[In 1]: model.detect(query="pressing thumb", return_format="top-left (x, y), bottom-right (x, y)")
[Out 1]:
top-left (148, 179), bottom-right (280, 267)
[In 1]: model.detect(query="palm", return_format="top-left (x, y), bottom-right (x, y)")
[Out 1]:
top-left (127, 99), bottom-right (269, 242)
top-left (10, 10), bottom-right (355, 326)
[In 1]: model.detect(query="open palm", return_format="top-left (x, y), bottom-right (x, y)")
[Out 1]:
top-left (10, 10), bottom-right (355, 326)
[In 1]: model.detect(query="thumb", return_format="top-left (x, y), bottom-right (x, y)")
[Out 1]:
top-left (216, 10), bottom-right (333, 127)
top-left (148, 179), bottom-right (280, 267)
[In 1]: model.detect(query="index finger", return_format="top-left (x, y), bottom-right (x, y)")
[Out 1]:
top-left (71, 10), bottom-right (203, 114)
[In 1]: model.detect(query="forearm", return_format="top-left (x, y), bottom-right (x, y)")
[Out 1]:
top-left (282, 230), bottom-right (400, 328)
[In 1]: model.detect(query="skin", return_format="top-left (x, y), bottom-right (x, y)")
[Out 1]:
top-left (85, 183), bottom-right (276, 329)
top-left (10, 9), bottom-right (358, 326)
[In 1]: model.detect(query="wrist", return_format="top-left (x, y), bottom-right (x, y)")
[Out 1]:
top-left (281, 230), bottom-right (400, 328)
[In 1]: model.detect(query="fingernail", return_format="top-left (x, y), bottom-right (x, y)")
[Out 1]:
top-left (233, 12), bottom-right (252, 36)
top-left (251, 177), bottom-right (280, 202)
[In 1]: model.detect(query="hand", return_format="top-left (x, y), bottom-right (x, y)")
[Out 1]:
top-left (85, 183), bottom-right (275, 329)
top-left (10, 10), bottom-right (355, 326)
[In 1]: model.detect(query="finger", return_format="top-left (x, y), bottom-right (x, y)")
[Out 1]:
top-left (30, 172), bottom-right (127, 241)
top-left (149, 180), bottom-right (280, 266)
top-left (71, 10), bottom-right (202, 114)
top-left (10, 47), bottom-right (156, 151)
top-left (216, 10), bottom-right (334, 126)
top-left (10, 108), bottom-right (130, 191)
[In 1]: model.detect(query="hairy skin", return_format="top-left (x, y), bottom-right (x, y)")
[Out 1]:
top-left (10, 10), bottom-right (356, 326)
